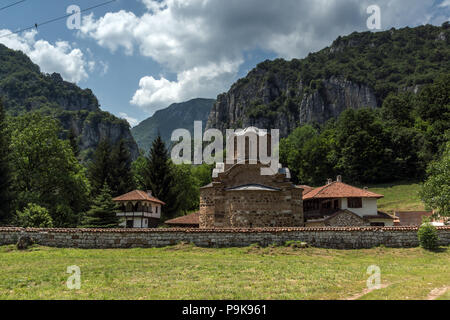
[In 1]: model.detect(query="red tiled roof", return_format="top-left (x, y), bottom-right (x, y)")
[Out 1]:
top-left (395, 211), bottom-right (433, 226)
top-left (298, 185), bottom-right (315, 195)
top-left (112, 190), bottom-right (165, 205)
top-left (165, 212), bottom-right (200, 226)
top-left (303, 182), bottom-right (384, 200)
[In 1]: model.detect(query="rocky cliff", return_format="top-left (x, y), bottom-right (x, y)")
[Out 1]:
top-left (0, 44), bottom-right (139, 161)
top-left (132, 98), bottom-right (215, 151)
top-left (207, 23), bottom-right (449, 136)
top-left (208, 75), bottom-right (377, 137)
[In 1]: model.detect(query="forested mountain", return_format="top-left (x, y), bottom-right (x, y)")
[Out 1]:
top-left (207, 23), bottom-right (449, 136)
top-left (0, 44), bottom-right (139, 161)
top-left (132, 98), bottom-right (215, 151)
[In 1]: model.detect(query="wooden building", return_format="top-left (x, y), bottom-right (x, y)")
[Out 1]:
top-left (113, 190), bottom-right (165, 228)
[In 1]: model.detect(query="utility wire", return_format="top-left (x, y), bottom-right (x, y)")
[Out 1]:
top-left (0, 0), bottom-right (116, 39)
top-left (0, 0), bottom-right (26, 12)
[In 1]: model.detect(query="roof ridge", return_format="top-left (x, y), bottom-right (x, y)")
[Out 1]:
top-left (314, 181), bottom-right (335, 198)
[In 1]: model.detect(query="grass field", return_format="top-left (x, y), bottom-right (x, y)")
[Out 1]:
top-left (0, 244), bottom-right (448, 300)
top-left (367, 181), bottom-right (425, 213)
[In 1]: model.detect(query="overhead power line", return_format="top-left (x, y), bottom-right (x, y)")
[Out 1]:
top-left (0, 0), bottom-right (26, 12)
top-left (0, 0), bottom-right (116, 39)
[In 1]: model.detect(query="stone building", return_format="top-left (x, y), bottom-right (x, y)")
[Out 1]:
top-left (113, 190), bottom-right (165, 228)
top-left (303, 176), bottom-right (395, 227)
top-left (199, 127), bottom-right (304, 229)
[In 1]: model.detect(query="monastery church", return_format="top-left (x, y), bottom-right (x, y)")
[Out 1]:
top-left (115, 127), bottom-right (395, 229)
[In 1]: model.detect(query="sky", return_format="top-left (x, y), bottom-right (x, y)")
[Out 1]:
top-left (0, 0), bottom-right (448, 127)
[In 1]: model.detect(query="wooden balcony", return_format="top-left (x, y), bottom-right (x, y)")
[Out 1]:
top-left (116, 212), bottom-right (161, 219)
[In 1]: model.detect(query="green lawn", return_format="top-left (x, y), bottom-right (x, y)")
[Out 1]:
top-left (368, 181), bottom-right (425, 213)
top-left (0, 244), bottom-right (448, 300)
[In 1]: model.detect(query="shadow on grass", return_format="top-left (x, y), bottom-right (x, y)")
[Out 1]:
top-left (422, 246), bottom-right (448, 253)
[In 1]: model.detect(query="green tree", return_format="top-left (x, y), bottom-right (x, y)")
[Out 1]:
top-left (68, 127), bottom-right (80, 158)
top-left (191, 164), bottom-right (213, 187)
top-left (16, 203), bottom-right (53, 228)
top-left (81, 183), bottom-right (119, 228)
top-left (334, 108), bottom-right (392, 183)
top-left (414, 75), bottom-right (450, 159)
top-left (9, 112), bottom-right (90, 227)
top-left (381, 92), bottom-right (414, 127)
top-left (418, 217), bottom-right (439, 250)
top-left (0, 99), bottom-right (12, 225)
top-left (420, 142), bottom-right (450, 217)
top-left (173, 164), bottom-right (200, 214)
top-left (280, 125), bottom-right (319, 184)
top-left (110, 139), bottom-right (135, 197)
top-left (131, 154), bottom-right (147, 190)
top-left (144, 135), bottom-right (179, 220)
top-left (88, 139), bottom-right (112, 196)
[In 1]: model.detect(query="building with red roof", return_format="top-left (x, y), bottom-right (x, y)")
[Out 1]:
top-left (165, 212), bottom-right (200, 228)
top-left (113, 190), bottom-right (165, 228)
top-left (302, 176), bottom-right (395, 227)
top-left (394, 211), bottom-right (434, 226)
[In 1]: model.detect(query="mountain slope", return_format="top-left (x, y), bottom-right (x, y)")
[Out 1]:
top-left (0, 44), bottom-right (139, 161)
top-left (207, 23), bottom-right (450, 136)
top-left (132, 98), bottom-right (215, 151)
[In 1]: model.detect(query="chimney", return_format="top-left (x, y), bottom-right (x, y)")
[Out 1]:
top-left (327, 178), bottom-right (332, 185)
top-left (337, 175), bottom-right (342, 183)
top-left (146, 190), bottom-right (153, 197)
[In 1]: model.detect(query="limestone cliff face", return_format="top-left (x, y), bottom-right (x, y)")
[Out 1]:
top-left (57, 111), bottom-right (139, 161)
top-left (0, 44), bottom-right (139, 161)
top-left (207, 71), bottom-right (378, 137)
top-left (207, 23), bottom-right (450, 136)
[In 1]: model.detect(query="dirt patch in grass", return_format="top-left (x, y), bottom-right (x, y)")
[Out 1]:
top-left (427, 286), bottom-right (449, 300)
top-left (347, 283), bottom-right (391, 300)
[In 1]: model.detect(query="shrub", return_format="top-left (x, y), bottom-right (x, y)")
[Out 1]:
top-left (418, 217), bottom-right (439, 250)
top-left (16, 203), bottom-right (53, 228)
top-left (285, 241), bottom-right (309, 249)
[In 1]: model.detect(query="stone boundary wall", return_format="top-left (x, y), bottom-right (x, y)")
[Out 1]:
top-left (0, 227), bottom-right (449, 249)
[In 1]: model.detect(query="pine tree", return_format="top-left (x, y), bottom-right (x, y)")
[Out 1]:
top-left (0, 99), bottom-right (12, 225)
top-left (81, 183), bottom-right (119, 228)
top-left (88, 139), bottom-right (112, 196)
top-left (144, 135), bottom-right (179, 220)
top-left (110, 139), bottom-right (135, 197)
top-left (68, 127), bottom-right (79, 158)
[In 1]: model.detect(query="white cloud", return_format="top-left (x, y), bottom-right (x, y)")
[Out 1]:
top-left (131, 60), bottom-right (241, 113)
top-left (80, 11), bottom-right (139, 55)
top-left (79, 0), bottom-right (444, 113)
top-left (0, 30), bottom-right (92, 83)
top-left (119, 112), bottom-right (139, 127)
top-left (439, 0), bottom-right (450, 8)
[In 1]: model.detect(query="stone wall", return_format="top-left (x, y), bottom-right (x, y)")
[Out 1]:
top-left (1, 227), bottom-right (450, 249)
top-left (200, 163), bottom-right (303, 229)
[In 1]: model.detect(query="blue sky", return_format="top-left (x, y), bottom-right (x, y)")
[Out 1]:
top-left (0, 0), bottom-right (448, 126)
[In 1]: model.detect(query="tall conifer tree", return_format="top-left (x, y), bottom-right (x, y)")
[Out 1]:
top-left (0, 99), bottom-right (12, 225)
top-left (81, 183), bottom-right (119, 228)
top-left (144, 135), bottom-right (179, 220)
top-left (68, 127), bottom-right (80, 158)
top-left (110, 139), bottom-right (135, 197)
top-left (88, 139), bottom-right (112, 196)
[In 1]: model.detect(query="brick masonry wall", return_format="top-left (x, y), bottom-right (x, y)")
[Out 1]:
top-left (0, 227), bottom-right (450, 249)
